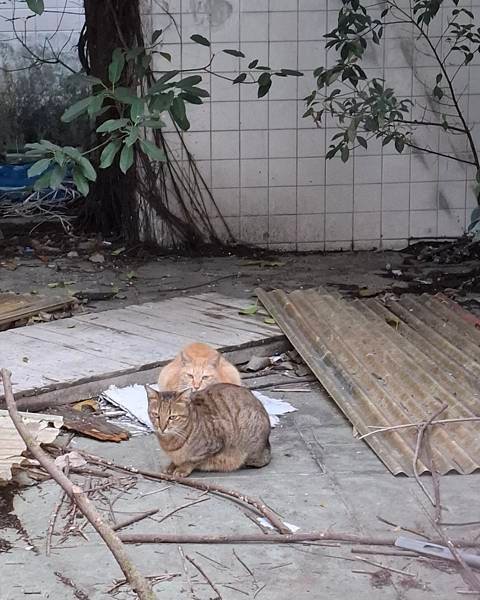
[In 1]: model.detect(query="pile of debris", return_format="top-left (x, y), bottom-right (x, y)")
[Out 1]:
top-left (380, 237), bottom-right (480, 302)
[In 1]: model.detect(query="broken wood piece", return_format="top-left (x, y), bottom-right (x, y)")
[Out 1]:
top-left (50, 406), bottom-right (129, 442)
top-left (0, 408), bottom-right (62, 482)
top-left (0, 368), bottom-right (156, 600)
top-left (0, 292), bottom-right (74, 331)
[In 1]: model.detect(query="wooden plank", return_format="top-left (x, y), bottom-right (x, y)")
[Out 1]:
top-left (0, 292), bottom-right (281, 405)
top-left (13, 321), bottom-right (158, 366)
top-left (10, 337), bottom-right (288, 412)
top-left (0, 292), bottom-right (74, 328)
top-left (158, 296), bottom-right (277, 335)
top-left (78, 307), bottom-right (232, 346)
top-left (0, 331), bottom-right (132, 390)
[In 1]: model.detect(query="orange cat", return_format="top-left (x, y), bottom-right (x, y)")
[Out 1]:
top-left (158, 342), bottom-right (242, 392)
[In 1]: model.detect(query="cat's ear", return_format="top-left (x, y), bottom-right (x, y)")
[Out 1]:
top-left (175, 389), bottom-right (192, 404)
top-left (211, 352), bottom-right (221, 366)
top-left (145, 385), bottom-right (159, 405)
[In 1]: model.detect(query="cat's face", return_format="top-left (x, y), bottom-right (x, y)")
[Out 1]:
top-left (178, 353), bottom-right (220, 391)
top-left (146, 387), bottom-right (191, 439)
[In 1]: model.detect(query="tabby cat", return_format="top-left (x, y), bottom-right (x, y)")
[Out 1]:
top-left (146, 383), bottom-right (271, 477)
top-left (158, 342), bottom-right (242, 392)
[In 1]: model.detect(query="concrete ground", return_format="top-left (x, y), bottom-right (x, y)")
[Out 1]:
top-left (0, 250), bottom-right (401, 311)
top-left (1, 382), bottom-right (478, 599)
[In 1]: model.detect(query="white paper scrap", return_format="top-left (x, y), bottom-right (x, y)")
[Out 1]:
top-left (101, 385), bottom-right (297, 430)
top-left (257, 517), bottom-right (300, 533)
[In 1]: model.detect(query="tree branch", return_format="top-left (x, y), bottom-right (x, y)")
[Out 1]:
top-left (78, 450), bottom-right (291, 535)
top-left (0, 369), bottom-right (156, 600)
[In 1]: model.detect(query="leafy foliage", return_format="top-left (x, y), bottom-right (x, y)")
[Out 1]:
top-left (24, 27), bottom-right (302, 196)
top-left (306, 0), bottom-right (480, 199)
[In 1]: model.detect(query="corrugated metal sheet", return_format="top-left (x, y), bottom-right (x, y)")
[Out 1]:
top-left (257, 288), bottom-right (480, 476)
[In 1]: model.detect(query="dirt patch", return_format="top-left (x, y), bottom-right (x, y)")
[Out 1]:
top-left (370, 569), bottom-right (393, 588)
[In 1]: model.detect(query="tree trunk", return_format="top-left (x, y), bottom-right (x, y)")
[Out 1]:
top-left (81, 0), bottom-right (142, 241)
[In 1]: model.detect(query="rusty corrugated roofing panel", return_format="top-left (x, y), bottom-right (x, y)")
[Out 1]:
top-left (256, 288), bottom-right (480, 476)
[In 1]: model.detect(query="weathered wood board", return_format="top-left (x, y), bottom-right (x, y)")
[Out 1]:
top-left (0, 292), bottom-right (74, 330)
top-left (0, 293), bottom-right (281, 407)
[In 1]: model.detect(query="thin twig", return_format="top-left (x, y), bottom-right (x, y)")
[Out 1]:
top-left (354, 556), bottom-right (416, 578)
top-left (118, 531), bottom-right (480, 547)
top-left (351, 548), bottom-right (418, 558)
top-left (376, 515), bottom-right (430, 539)
top-left (178, 546), bottom-right (196, 599)
top-left (112, 508), bottom-right (159, 532)
top-left (360, 416), bottom-right (480, 440)
top-left (0, 369), bottom-right (155, 600)
top-left (424, 428), bottom-right (442, 524)
top-left (76, 450), bottom-right (291, 534)
top-left (46, 457), bottom-right (69, 556)
top-left (186, 555), bottom-right (222, 599)
top-left (54, 571), bottom-right (89, 600)
top-left (156, 496), bottom-right (209, 524)
top-left (413, 404), bottom-right (448, 507)
top-left (447, 541), bottom-right (480, 593)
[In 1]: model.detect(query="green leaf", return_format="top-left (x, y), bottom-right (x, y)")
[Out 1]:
top-left (395, 137), bottom-right (405, 153)
top-left (26, 0), bottom-right (44, 15)
top-left (149, 71), bottom-right (179, 92)
top-left (159, 51), bottom-right (172, 62)
top-left (177, 75), bottom-right (202, 89)
top-left (62, 146), bottom-right (82, 161)
top-left (61, 97), bottom-right (92, 123)
top-left (152, 29), bottom-right (163, 43)
top-left (233, 73), bottom-right (247, 84)
top-left (280, 69), bottom-right (304, 77)
top-left (264, 317), bottom-right (276, 325)
top-left (248, 59), bottom-right (258, 69)
top-left (84, 75), bottom-right (104, 87)
top-left (181, 92), bottom-right (203, 105)
top-left (124, 126), bottom-right (140, 147)
top-left (130, 97), bottom-right (145, 122)
top-left (100, 140), bottom-right (122, 169)
top-left (73, 167), bottom-right (90, 196)
top-left (340, 146), bottom-right (350, 163)
top-left (186, 86), bottom-right (210, 98)
top-left (96, 118), bottom-right (130, 133)
top-left (119, 144), bottom-right (134, 174)
top-left (239, 304), bottom-right (258, 316)
top-left (170, 97), bottom-right (190, 131)
top-left (113, 87), bottom-right (139, 104)
top-left (28, 158), bottom-right (51, 178)
top-left (33, 169), bottom-right (53, 191)
top-left (140, 139), bottom-right (166, 161)
top-left (76, 156), bottom-right (97, 182)
top-left (109, 48), bottom-right (125, 85)
top-left (223, 49), bottom-right (245, 58)
top-left (257, 73), bottom-right (272, 98)
top-left (357, 136), bottom-right (368, 149)
top-left (190, 34), bottom-right (210, 47)
top-left (143, 118), bottom-right (166, 129)
top-left (150, 92), bottom-right (174, 113)
top-left (49, 164), bottom-right (66, 189)
top-left (88, 93), bottom-right (105, 116)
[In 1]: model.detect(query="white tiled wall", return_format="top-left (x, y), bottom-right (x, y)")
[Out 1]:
top-left (2, 1), bottom-right (479, 249)
top-left (148, 0), bottom-right (480, 250)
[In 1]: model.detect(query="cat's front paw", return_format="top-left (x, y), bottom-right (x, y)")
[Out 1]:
top-left (172, 465), bottom-right (194, 478)
top-left (165, 462), bottom-right (176, 475)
